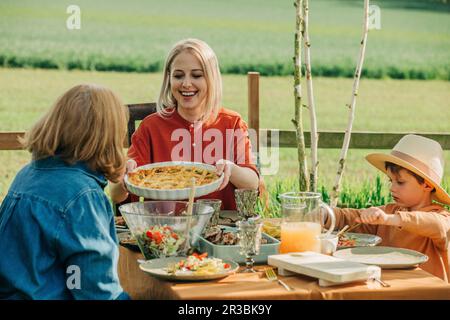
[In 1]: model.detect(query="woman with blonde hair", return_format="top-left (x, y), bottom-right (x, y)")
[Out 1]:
top-left (0, 84), bottom-right (130, 299)
top-left (111, 38), bottom-right (260, 209)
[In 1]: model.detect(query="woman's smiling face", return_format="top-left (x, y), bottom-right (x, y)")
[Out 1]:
top-left (170, 50), bottom-right (207, 113)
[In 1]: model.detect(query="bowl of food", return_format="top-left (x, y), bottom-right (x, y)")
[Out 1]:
top-left (119, 201), bottom-right (214, 260)
top-left (261, 218), bottom-right (281, 240)
top-left (124, 161), bottom-right (224, 200)
top-left (195, 226), bottom-right (280, 264)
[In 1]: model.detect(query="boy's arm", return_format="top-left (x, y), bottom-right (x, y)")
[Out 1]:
top-left (394, 210), bottom-right (450, 251)
top-left (325, 207), bottom-right (378, 234)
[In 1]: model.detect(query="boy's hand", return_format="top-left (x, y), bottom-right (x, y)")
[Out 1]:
top-left (355, 207), bottom-right (390, 225)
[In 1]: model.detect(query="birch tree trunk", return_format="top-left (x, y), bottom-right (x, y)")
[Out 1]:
top-left (331, 0), bottom-right (370, 206)
top-left (302, 0), bottom-right (319, 192)
top-left (293, 0), bottom-right (309, 192)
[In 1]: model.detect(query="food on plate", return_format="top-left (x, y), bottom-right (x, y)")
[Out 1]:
top-left (337, 234), bottom-right (357, 247)
top-left (166, 252), bottom-right (231, 275)
top-left (262, 220), bottom-right (281, 239)
top-left (203, 226), bottom-right (268, 245)
top-left (136, 225), bottom-right (186, 258)
top-left (127, 165), bottom-right (220, 189)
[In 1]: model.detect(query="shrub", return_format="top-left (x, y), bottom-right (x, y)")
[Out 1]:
top-left (2, 53), bottom-right (449, 80)
top-left (255, 175), bottom-right (450, 218)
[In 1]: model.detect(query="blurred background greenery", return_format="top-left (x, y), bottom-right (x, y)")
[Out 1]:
top-left (1, 0), bottom-right (449, 79)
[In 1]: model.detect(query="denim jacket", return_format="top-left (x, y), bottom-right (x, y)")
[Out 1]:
top-left (0, 156), bottom-right (129, 300)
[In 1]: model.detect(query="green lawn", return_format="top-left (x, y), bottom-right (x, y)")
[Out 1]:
top-left (1, 68), bottom-right (449, 201)
top-left (0, 0), bottom-right (449, 79)
top-left (2, 69), bottom-right (450, 132)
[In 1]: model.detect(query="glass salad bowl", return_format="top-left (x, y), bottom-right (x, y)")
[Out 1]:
top-left (119, 201), bottom-right (213, 260)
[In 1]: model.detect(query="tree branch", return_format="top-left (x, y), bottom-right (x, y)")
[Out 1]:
top-left (293, 0), bottom-right (309, 192)
top-left (302, 0), bottom-right (318, 192)
top-left (331, 0), bottom-right (370, 206)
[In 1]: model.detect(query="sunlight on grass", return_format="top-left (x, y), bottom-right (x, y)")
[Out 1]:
top-left (1, 68), bottom-right (449, 202)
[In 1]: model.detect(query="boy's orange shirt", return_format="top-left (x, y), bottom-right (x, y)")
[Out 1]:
top-left (328, 203), bottom-right (450, 282)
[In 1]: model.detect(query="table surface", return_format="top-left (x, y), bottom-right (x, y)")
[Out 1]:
top-left (117, 246), bottom-right (450, 300)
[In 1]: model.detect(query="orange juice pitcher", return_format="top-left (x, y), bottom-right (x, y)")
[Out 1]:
top-left (279, 192), bottom-right (335, 254)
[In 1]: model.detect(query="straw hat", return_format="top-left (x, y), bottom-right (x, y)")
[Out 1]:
top-left (366, 134), bottom-right (450, 205)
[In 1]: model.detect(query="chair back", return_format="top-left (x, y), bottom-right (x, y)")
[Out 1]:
top-left (126, 103), bottom-right (157, 146)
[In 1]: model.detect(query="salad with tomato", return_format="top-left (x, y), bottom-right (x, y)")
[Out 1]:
top-left (166, 252), bottom-right (231, 275)
top-left (137, 224), bottom-right (186, 258)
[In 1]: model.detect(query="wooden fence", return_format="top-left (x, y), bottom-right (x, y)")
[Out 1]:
top-left (1, 72), bottom-right (449, 151)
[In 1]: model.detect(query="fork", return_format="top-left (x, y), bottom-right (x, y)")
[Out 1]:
top-left (370, 277), bottom-right (391, 287)
top-left (265, 267), bottom-right (294, 291)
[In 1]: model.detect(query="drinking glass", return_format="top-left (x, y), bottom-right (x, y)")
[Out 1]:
top-left (236, 216), bottom-right (262, 273)
top-left (234, 189), bottom-right (259, 220)
top-left (197, 199), bottom-right (222, 229)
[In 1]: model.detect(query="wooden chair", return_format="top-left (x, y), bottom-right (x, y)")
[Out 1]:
top-left (114, 103), bottom-right (157, 216)
top-left (125, 103), bottom-right (157, 147)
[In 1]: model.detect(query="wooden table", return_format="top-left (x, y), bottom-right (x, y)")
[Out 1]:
top-left (118, 246), bottom-right (450, 300)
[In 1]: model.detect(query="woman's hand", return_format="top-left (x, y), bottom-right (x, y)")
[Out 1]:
top-left (215, 159), bottom-right (234, 191)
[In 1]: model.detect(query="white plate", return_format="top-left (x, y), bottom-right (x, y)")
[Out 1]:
top-left (333, 246), bottom-right (428, 269)
top-left (125, 161), bottom-right (224, 200)
top-left (139, 256), bottom-right (239, 281)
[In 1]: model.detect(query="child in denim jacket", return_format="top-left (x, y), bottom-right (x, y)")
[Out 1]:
top-left (0, 84), bottom-right (130, 299)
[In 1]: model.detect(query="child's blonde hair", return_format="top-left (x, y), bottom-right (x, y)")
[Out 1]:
top-left (157, 38), bottom-right (222, 123)
top-left (21, 84), bottom-right (129, 183)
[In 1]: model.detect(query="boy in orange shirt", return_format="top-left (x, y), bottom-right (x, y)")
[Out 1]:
top-left (330, 134), bottom-right (450, 282)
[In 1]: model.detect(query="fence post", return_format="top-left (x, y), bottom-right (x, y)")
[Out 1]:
top-left (247, 72), bottom-right (260, 154)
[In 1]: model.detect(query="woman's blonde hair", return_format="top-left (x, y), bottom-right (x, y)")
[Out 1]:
top-left (21, 84), bottom-right (129, 183)
top-left (158, 38), bottom-right (222, 123)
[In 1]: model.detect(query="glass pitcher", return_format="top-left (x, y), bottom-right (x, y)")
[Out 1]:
top-left (279, 192), bottom-right (335, 253)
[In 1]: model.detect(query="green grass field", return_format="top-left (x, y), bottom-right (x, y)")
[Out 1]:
top-left (0, 0), bottom-right (449, 79)
top-left (1, 68), bottom-right (449, 202)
